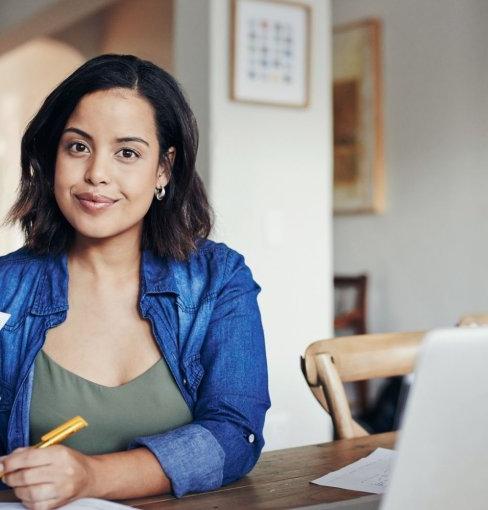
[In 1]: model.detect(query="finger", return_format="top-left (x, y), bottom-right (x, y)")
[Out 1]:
top-left (0, 448), bottom-right (28, 466)
top-left (23, 498), bottom-right (59, 510)
top-left (0, 449), bottom-right (27, 475)
top-left (14, 483), bottom-right (57, 503)
top-left (3, 448), bottom-right (51, 474)
top-left (3, 465), bottom-right (54, 488)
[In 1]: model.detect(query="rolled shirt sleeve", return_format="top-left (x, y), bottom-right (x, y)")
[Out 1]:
top-left (129, 423), bottom-right (225, 495)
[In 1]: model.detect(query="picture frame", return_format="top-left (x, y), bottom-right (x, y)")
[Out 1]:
top-left (333, 18), bottom-right (384, 214)
top-left (230, 0), bottom-right (311, 108)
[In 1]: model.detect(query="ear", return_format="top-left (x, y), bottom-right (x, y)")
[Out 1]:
top-left (166, 146), bottom-right (176, 167)
top-left (156, 147), bottom-right (176, 188)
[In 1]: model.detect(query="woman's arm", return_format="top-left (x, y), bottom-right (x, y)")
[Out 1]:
top-left (88, 447), bottom-right (171, 499)
top-left (1, 446), bottom-right (170, 508)
top-left (128, 249), bottom-right (270, 497)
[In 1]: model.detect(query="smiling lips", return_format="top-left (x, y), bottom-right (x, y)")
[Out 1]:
top-left (75, 192), bottom-right (119, 211)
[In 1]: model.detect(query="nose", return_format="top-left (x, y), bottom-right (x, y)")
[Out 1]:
top-left (84, 152), bottom-right (111, 185)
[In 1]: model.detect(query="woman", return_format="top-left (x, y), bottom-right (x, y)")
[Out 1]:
top-left (0, 54), bottom-right (269, 508)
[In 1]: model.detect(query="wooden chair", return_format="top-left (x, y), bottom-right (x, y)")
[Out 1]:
top-left (301, 331), bottom-right (425, 440)
top-left (333, 275), bottom-right (369, 413)
top-left (458, 314), bottom-right (488, 327)
top-left (334, 275), bottom-right (367, 334)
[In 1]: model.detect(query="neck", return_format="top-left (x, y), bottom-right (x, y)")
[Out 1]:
top-left (69, 229), bottom-right (142, 282)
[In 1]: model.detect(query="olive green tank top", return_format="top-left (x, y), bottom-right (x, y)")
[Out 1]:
top-left (29, 350), bottom-right (192, 455)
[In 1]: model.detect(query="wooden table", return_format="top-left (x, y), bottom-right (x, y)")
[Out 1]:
top-left (127, 432), bottom-right (394, 509)
top-left (0, 433), bottom-right (394, 509)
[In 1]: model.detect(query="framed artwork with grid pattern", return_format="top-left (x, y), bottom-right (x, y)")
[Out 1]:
top-left (230, 0), bottom-right (311, 107)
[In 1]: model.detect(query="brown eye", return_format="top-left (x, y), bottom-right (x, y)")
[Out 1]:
top-left (117, 148), bottom-right (139, 159)
top-left (74, 142), bottom-right (87, 152)
top-left (67, 141), bottom-right (88, 154)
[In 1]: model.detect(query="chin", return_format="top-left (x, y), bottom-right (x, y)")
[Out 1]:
top-left (68, 217), bottom-right (141, 242)
top-left (73, 226), bottom-right (125, 241)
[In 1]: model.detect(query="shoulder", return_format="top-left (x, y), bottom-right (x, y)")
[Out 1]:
top-left (0, 247), bottom-right (47, 311)
top-left (163, 240), bottom-right (259, 308)
top-left (0, 247), bottom-right (46, 276)
top-left (188, 239), bottom-right (257, 289)
top-left (192, 239), bottom-right (260, 298)
top-left (192, 239), bottom-right (248, 277)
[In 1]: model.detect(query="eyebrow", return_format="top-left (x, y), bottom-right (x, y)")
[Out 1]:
top-left (62, 127), bottom-right (150, 147)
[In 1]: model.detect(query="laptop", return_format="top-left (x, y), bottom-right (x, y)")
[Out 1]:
top-left (301, 327), bottom-right (488, 510)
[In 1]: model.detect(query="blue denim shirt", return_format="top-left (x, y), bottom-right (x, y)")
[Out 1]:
top-left (0, 240), bottom-right (270, 497)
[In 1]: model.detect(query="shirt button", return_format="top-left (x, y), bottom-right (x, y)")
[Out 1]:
top-left (182, 378), bottom-right (188, 386)
top-left (248, 433), bottom-right (255, 444)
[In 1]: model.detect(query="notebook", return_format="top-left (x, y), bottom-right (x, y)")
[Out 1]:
top-left (0, 498), bottom-right (133, 509)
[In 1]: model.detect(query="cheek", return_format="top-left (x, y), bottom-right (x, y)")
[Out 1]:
top-left (54, 168), bottom-right (66, 192)
top-left (122, 164), bottom-right (160, 199)
top-left (54, 153), bottom-right (77, 189)
top-left (53, 153), bottom-right (85, 217)
top-left (53, 160), bottom-right (69, 198)
top-left (122, 179), bottom-right (157, 217)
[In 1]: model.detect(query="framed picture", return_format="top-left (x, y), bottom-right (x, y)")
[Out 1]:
top-left (230, 0), bottom-right (311, 107)
top-left (333, 18), bottom-right (384, 214)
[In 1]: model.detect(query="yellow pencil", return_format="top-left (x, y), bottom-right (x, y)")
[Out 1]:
top-left (0, 416), bottom-right (88, 478)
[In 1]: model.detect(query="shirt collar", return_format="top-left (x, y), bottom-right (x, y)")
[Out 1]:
top-left (140, 250), bottom-right (180, 296)
top-left (31, 250), bottom-right (179, 316)
top-left (31, 252), bottom-right (69, 315)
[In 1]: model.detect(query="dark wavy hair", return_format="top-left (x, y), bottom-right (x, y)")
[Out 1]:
top-left (6, 54), bottom-right (212, 260)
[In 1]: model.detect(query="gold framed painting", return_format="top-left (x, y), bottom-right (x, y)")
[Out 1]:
top-left (230, 0), bottom-right (311, 107)
top-left (333, 18), bottom-right (384, 214)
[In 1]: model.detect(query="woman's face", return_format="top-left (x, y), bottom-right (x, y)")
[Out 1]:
top-left (54, 88), bottom-right (170, 243)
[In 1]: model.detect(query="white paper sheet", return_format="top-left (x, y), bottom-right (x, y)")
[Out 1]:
top-left (0, 498), bottom-right (133, 510)
top-left (311, 447), bottom-right (396, 495)
top-left (0, 312), bottom-right (10, 330)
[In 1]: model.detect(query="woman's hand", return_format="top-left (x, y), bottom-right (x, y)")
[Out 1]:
top-left (1, 446), bottom-right (96, 510)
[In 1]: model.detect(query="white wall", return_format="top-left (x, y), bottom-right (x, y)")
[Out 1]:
top-left (174, 0), bottom-right (210, 186)
top-left (333, 0), bottom-right (488, 332)
top-left (0, 0), bottom-right (115, 55)
top-left (175, 0), bottom-right (334, 450)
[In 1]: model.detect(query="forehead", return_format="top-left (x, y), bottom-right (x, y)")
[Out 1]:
top-left (66, 88), bottom-right (157, 139)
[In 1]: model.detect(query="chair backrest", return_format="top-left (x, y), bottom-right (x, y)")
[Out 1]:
top-left (458, 313), bottom-right (488, 327)
top-left (301, 331), bottom-right (425, 440)
top-left (334, 274), bottom-right (369, 413)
